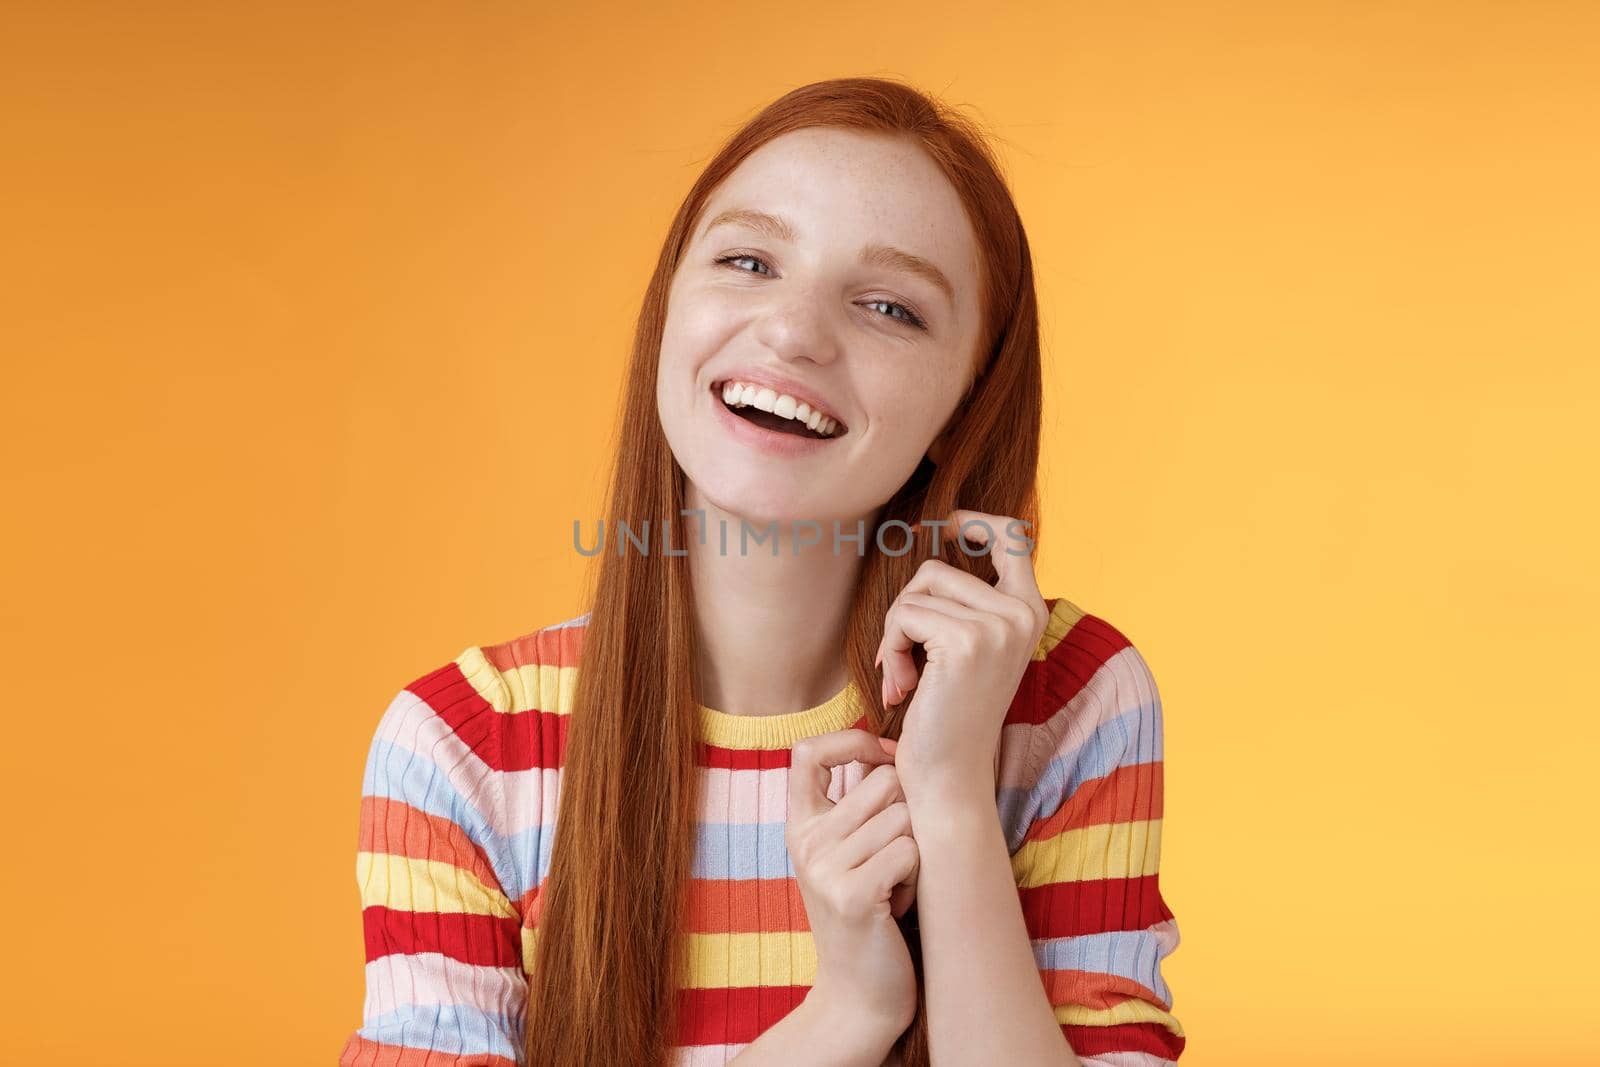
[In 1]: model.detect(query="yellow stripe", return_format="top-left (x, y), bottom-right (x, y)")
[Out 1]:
top-left (1011, 819), bottom-right (1164, 888)
top-left (451, 644), bottom-right (584, 717)
top-left (521, 924), bottom-right (538, 977)
top-left (500, 660), bottom-right (580, 715)
top-left (683, 931), bottom-right (819, 987)
top-left (518, 927), bottom-right (821, 988)
top-left (1054, 997), bottom-right (1186, 1039)
top-left (455, 645), bottom-right (513, 712)
top-left (1033, 598), bottom-right (1086, 661)
top-left (356, 852), bottom-right (518, 919)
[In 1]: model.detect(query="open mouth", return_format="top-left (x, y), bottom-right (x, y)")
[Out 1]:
top-left (713, 379), bottom-right (847, 440)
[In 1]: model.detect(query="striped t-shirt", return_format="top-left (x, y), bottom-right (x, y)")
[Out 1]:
top-left (338, 596), bottom-right (1184, 1066)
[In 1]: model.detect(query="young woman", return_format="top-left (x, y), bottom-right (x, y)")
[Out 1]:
top-left (341, 77), bottom-right (1183, 1067)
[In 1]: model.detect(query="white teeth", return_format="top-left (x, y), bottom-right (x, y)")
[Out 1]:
top-left (717, 378), bottom-right (842, 437)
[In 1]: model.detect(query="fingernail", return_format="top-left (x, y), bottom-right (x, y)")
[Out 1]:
top-left (874, 648), bottom-right (882, 670)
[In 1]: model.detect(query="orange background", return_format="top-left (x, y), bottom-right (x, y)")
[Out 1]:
top-left (3, 2), bottom-right (1596, 1064)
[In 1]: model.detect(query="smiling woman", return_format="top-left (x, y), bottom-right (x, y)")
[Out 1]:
top-left (654, 122), bottom-right (990, 523)
top-left (341, 75), bottom-right (1183, 1067)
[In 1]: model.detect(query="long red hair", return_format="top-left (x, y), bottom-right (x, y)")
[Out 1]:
top-left (524, 76), bottom-right (1043, 1067)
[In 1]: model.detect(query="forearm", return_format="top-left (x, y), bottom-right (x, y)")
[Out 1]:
top-left (728, 984), bottom-right (903, 1067)
top-left (908, 780), bottom-right (1082, 1067)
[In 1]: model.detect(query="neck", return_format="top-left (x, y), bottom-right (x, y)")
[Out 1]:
top-left (683, 483), bottom-right (872, 717)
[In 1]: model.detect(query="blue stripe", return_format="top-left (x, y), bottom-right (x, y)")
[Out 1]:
top-left (359, 1001), bottom-right (524, 1062)
top-left (363, 736), bottom-right (546, 905)
top-left (691, 820), bottom-right (798, 880)
top-left (996, 701), bottom-right (1162, 853)
top-left (1032, 928), bottom-right (1174, 1007)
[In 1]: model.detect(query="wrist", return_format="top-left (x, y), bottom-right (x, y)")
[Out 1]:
top-left (807, 970), bottom-right (914, 1044)
top-left (901, 769), bottom-right (994, 820)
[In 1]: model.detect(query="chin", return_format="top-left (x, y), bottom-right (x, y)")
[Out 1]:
top-left (700, 486), bottom-right (800, 527)
top-left (697, 482), bottom-right (814, 531)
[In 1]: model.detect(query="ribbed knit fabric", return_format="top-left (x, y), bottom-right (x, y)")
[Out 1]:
top-left (338, 596), bottom-right (1184, 1066)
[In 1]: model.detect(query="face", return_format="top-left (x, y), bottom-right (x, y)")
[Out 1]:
top-left (656, 126), bottom-right (985, 532)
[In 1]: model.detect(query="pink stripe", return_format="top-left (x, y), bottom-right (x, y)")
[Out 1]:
top-left (997, 646), bottom-right (1151, 791)
top-left (695, 759), bottom-right (876, 822)
top-left (376, 689), bottom-right (550, 837)
top-left (363, 951), bottom-right (525, 1016)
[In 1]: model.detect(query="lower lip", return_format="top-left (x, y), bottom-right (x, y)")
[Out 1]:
top-left (709, 383), bottom-right (845, 457)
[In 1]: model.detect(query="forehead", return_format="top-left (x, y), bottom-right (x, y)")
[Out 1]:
top-left (695, 127), bottom-right (981, 298)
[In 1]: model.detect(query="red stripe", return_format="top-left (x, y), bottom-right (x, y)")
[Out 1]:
top-left (1008, 608), bottom-right (1134, 727)
top-left (1064, 1020), bottom-right (1186, 1060)
top-left (360, 905), bottom-right (523, 969)
top-left (675, 985), bottom-right (812, 1045)
top-left (500, 707), bottom-right (568, 772)
top-left (406, 660), bottom-right (571, 773)
top-left (1019, 874), bottom-right (1176, 938)
top-left (406, 661), bottom-right (506, 768)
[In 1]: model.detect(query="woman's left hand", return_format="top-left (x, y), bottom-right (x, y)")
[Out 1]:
top-left (874, 508), bottom-right (1050, 803)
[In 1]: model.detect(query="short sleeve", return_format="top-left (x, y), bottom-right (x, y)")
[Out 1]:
top-left (338, 662), bottom-right (529, 1067)
top-left (1002, 614), bottom-right (1185, 1064)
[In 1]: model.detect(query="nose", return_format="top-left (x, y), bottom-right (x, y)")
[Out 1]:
top-left (752, 288), bottom-right (844, 368)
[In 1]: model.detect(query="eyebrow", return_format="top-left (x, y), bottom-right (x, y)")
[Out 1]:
top-left (700, 207), bottom-right (957, 310)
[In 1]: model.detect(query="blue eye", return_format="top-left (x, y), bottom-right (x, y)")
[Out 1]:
top-left (713, 252), bottom-right (929, 331)
top-left (717, 252), bottom-right (771, 276)
top-left (863, 298), bottom-right (928, 330)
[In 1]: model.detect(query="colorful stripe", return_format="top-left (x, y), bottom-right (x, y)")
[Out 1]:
top-left (340, 597), bottom-right (1184, 1065)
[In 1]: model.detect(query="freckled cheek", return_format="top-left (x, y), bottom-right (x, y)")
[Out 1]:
top-left (860, 390), bottom-right (946, 445)
top-left (668, 298), bottom-right (751, 364)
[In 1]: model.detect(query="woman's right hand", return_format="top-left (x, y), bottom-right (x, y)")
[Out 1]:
top-left (786, 729), bottom-right (922, 1039)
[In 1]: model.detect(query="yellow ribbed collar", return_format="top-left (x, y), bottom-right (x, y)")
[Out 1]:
top-left (697, 678), bottom-right (866, 750)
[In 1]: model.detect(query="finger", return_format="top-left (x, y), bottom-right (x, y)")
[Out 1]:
top-left (902, 512), bottom-right (1049, 647)
top-left (836, 797), bottom-right (913, 871)
top-left (819, 761), bottom-right (904, 838)
top-left (888, 841), bottom-right (921, 918)
top-left (851, 835), bottom-right (919, 907)
top-left (888, 871), bottom-right (917, 920)
top-left (880, 598), bottom-right (978, 707)
top-left (787, 729), bottom-right (896, 823)
top-left (875, 531), bottom-right (1042, 671)
top-left (877, 591), bottom-right (974, 706)
top-left (891, 557), bottom-right (1016, 616)
top-left (947, 508), bottom-right (1042, 606)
